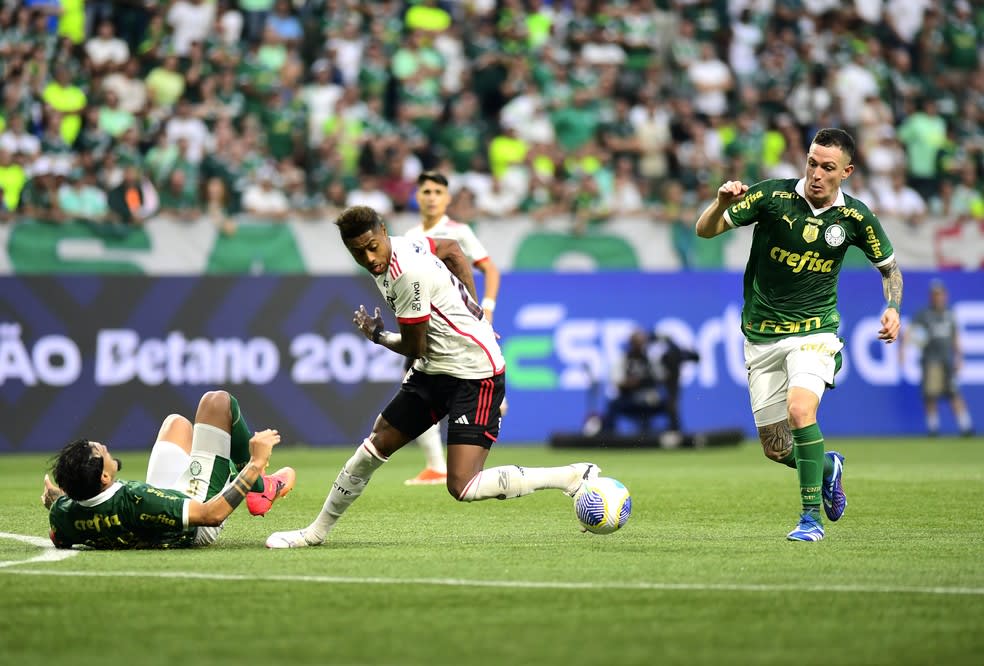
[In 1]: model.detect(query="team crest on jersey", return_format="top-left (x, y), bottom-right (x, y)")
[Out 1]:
top-left (824, 224), bottom-right (846, 247)
top-left (803, 219), bottom-right (822, 243)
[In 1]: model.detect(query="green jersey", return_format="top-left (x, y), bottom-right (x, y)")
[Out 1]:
top-left (724, 178), bottom-right (894, 343)
top-left (49, 480), bottom-right (195, 550)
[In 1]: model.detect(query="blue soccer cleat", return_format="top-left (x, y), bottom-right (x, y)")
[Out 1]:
top-left (786, 512), bottom-right (825, 541)
top-left (822, 451), bottom-right (847, 522)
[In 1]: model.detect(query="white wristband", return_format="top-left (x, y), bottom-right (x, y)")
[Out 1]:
top-left (481, 298), bottom-right (496, 311)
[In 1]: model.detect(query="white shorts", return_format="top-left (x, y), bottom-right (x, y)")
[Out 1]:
top-left (144, 432), bottom-right (228, 547)
top-left (744, 332), bottom-right (843, 427)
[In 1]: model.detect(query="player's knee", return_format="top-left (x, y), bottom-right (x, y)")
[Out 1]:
top-left (157, 413), bottom-right (193, 445)
top-left (197, 390), bottom-right (231, 420)
top-left (786, 400), bottom-right (816, 429)
top-left (447, 479), bottom-right (468, 501)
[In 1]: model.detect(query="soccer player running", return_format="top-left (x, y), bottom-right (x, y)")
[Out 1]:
top-left (266, 206), bottom-right (598, 548)
top-left (695, 128), bottom-right (903, 541)
top-left (43, 391), bottom-right (294, 549)
top-left (401, 170), bottom-right (502, 486)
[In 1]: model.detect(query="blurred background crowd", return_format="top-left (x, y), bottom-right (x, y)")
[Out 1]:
top-left (0, 0), bottom-right (981, 245)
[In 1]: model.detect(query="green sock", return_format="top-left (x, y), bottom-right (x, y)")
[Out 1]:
top-left (789, 450), bottom-right (832, 475)
top-left (792, 423), bottom-right (824, 515)
top-left (229, 394), bottom-right (264, 493)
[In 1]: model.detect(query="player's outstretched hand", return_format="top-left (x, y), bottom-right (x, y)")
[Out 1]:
top-left (716, 180), bottom-right (749, 206)
top-left (249, 429), bottom-right (281, 464)
top-left (353, 304), bottom-right (384, 340)
top-left (878, 307), bottom-right (901, 344)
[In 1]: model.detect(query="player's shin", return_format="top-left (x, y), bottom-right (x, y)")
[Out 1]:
top-left (457, 465), bottom-right (578, 501)
top-left (416, 424), bottom-right (447, 473)
top-left (306, 439), bottom-right (387, 541)
top-left (229, 394), bottom-right (263, 493)
top-left (792, 423), bottom-right (824, 517)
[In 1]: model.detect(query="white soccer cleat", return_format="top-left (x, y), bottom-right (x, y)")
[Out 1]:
top-left (265, 528), bottom-right (323, 549)
top-left (566, 462), bottom-right (601, 497)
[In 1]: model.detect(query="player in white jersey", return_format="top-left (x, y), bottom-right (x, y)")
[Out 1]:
top-left (401, 170), bottom-right (503, 485)
top-left (266, 206), bottom-right (599, 548)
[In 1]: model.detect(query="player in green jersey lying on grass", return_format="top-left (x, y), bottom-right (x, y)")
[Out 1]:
top-left (42, 390), bottom-right (294, 549)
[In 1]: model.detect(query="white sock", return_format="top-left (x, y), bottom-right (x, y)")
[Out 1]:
top-left (307, 440), bottom-right (387, 541)
top-left (415, 424), bottom-right (446, 473)
top-left (457, 465), bottom-right (578, 502)
top-left (927, 412), bottom-right (940, 433)
top-left (957, 409), bottom-right (973, 431)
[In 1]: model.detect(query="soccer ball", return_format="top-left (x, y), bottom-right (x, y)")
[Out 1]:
top-left (574, 477), bottom-right (632, 534)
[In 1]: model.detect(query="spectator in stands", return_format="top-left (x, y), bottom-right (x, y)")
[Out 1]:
top-left (97, 90), bottom-right (136, 140)
top-left (240, 0), bottom-right (275, 45)
top-left (571, 173), bottom-right (611, 236)
top-left (948, 163), bottom-right (984, 222)
top-left (145, 53), bottom-right (186, 109)
top-left (656, 179), bottom-right (697, 270)
top-left (102, 58), bottom-right (148, 116)
top-left (41, 64), bottom-right (87, 146)
top-left (108, 164), bottom-right (158, 228)
top-left (345, 173), bottom-right (394, 215)
top-left (0, 114), bottom-right (40, 162)
top-left (242, 168), bottom-right (289, 221)
top-left (897, 98), bottom-right (948, 200)
top-left (165, 98), bottom-right (209, 164)
top-left (0, 146), bottom-right (27, 216)
top-left (265, 0), bottom-right (302, 48)
top-left (600, 97), bottom-right (642, 165)
top-left (688, 42), bottom-right (733, 121)
top-left (204, 176), bottom-right (237, 236)
top-left (317, 179), bottom-right (349, 220)
top-left (876, 171), bottom-right (928, 229)
top-left (214, 0), bottom-right (244, 47)
top-left (58, 169), bottom-right (111, 229)
top-left (166, 0), bottom-right (214, 57)
top-left (610, 157), bottom-right (644, 216)
top-left (159, 166), bottom-right (201, 222)
top-left (22, 157), bottom-right (69, 224)
top-left (84, 19), bottom-right (130, 75)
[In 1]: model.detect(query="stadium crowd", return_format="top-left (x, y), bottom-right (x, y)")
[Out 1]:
top-left (0, 0), bottom-right (981, 248)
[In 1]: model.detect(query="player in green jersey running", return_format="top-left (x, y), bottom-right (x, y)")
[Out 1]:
top-left (696, 128), bottom-right (903, 541)
top-left (42, 390), bottom-right (294, 549)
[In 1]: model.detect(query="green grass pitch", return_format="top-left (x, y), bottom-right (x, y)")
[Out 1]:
top-left (1, 438), bottom-right (982, 666)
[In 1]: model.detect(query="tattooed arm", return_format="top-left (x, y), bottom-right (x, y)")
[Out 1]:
top-left (877, 258), bottom-right (903, 344)
top-left (187, 428), bottom-right (281, 527)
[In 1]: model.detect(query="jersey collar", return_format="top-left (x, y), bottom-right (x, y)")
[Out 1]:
top-left (422, 214), bottom-right (450, 232)
top-left (78, 481), bottom-right (124, 507)
top-left (795, 178), bottom-right (845, 215)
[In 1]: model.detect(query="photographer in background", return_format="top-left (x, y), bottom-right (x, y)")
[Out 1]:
top-left (597, 328), bottom-right (700, 436)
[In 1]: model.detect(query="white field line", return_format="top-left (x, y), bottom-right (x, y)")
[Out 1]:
top-left (0, 531), bottom-right (80, 568)
top-left (2, 532), bottom-right (982, 596)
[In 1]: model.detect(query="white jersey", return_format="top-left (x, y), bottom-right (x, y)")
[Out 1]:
top-left (405, 215), bottom-right (490, 266)
top-left (374, 236), bottom-right (504, 379)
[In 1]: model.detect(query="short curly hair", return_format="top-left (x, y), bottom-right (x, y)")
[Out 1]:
top-left (52, 439), bottom-right (104, 501)
top-left (335, 205), bottom-right (383, 239)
